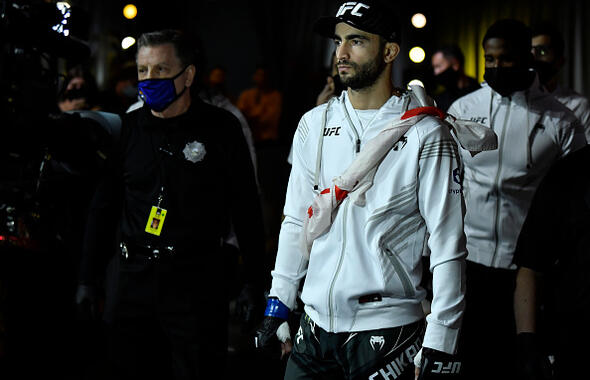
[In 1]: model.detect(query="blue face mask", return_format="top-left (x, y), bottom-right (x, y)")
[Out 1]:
top-left (137, 66), bottom-right (188, 112)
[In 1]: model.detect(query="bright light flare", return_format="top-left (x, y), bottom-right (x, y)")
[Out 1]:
top-left (407, 79), bottom-right (425, 89)
top-left (123, 4), bottom-right (138, 19)
top-left (409, 46), bottom-right (426, 63)
top-left (122, 36), bottom-right (136, 50)
top-left (411, 13), bottom-right (427, 28)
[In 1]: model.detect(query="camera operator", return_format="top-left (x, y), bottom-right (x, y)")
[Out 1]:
top-left (57, 65), bottom-right (101, 112)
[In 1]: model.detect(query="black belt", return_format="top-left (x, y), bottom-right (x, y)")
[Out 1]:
top-left (119, 241), bottom-right (176, 261)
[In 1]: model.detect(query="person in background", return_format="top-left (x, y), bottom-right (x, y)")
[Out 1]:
top-left (447, 19), bottom-right (586, 380)
top-left (531, 21), bottom-right (590, 142)
top-left (513, 144), bottom-right (590, 380)
top-left (315, 52), bottom-right (345, 106)
top-left (431, 44), bottom-right (480, 111)
top-left (200, 65), bottom-right (257, 173)
top-left (205, 65), bottom-right (237, 104)
top-left (57, 65), bottom-right (101, 112)
top-left (237, 65), bottom-right (283, 145)
top-left (78, 29), bottom-right (266, 380)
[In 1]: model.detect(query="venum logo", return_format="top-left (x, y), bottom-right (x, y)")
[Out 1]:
top-left (392, 136), bottom-right (407, 151)
top-left (336, 2), bottom-right (370, 17)
top-left (324, 126), bottom-right (341, 136)
top-left (370, 336), bottom-right (385, 351)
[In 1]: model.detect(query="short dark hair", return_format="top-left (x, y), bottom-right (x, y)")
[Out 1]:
top-left (531, 21), bottom-right (565, 58)
top-left (434, 44), bottom-right (465, 68)
top-left (483, 19), bottom-right (532, 54)
top-left (136, 29), bottom-right (199, 68)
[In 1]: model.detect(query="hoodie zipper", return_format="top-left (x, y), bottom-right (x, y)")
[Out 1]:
top-left (328, 198), bottom-right (350, 331)
top-left (325, 93), bottom-right (410, 330)
top-left (327, 97), bottom-right (363, 330)
top-left (490, 97), bottom-right (511, 266)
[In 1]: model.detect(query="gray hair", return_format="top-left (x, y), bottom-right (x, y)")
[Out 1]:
top-left (136, 29), bottom-right (198, 67)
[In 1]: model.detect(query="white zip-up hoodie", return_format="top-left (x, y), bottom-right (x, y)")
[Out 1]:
top-left (448, 77), bottom-right (586, 269)
top-left (270, 89), bottom-right (467, 354)
top-left (549, 85), bottom-right (590, 142)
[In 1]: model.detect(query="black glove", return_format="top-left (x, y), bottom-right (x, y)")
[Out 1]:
top-left (417, 348), bottom-right (462, 379)
top-left (516, 333), bottom-right (553, 380)
top-left (254, 316), bottom-right (287, 350)
top-left (254, 297), bottom-right (291, 353)
top-left (75, 284), bottom-right (98, 321)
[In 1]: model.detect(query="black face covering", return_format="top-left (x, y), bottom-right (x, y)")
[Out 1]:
top-left (532, 61), bottom-right (558, 86)
top-left (484, 67), bottom-right (535, 97)
top-left (62, 87), bottom-right (89, 101)
top-left (435, 67), bottom-right (460, 91)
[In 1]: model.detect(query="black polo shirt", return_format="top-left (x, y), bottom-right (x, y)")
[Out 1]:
top-left (82, 99), bottom-right (265, 285)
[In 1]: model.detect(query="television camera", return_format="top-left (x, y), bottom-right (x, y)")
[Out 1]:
top-left (0, 0), bottom-right (118, 252)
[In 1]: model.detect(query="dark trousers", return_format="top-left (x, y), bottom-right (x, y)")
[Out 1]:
top-left (458, 261), bottom-right (517, 380)
top-left (285, 314), bottom-right (424, 380)
top-left (107, 254), bottom-right (228, 380)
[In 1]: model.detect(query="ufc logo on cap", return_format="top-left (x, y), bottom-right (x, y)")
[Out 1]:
top-left (336, 2), bottom-right (370, 17)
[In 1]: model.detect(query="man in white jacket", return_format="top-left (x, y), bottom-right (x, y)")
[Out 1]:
top-left (531, 21), bottom-right (590, 142)
top-left (254, 1), bottom-right (469, 379)
top-left (447, 19), bottom-right (586, 380)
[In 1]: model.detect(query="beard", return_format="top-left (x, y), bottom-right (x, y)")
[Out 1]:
top-left (339, 53), bottom-right (386, 91)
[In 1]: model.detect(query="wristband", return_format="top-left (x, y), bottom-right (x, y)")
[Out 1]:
top-left (264, 297), bottom-right (289, 320)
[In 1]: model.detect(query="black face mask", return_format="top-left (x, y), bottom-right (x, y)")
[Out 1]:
top-left (435, 67), bottom-right (460, 91)
top-left (62, 87), bottom-right (89, 101)
top-left (484, 67), bottom-right (535, 97)
top-left (532, 60), bottom-right (558, 86)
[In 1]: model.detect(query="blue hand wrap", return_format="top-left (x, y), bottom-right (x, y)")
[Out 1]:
top-left (264, 297), bottom-right (289, 320)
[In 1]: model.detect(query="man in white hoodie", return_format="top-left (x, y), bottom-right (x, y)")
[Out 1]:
top-left (447, 19), bottom-right (586, 380)
top-left (254, 1), bottom-right (471, 379)
top-left (531, 21), bottom-right (590, 142)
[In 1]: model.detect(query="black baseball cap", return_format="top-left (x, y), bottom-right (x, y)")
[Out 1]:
top-left (314, 0), bottom-right (401, 43)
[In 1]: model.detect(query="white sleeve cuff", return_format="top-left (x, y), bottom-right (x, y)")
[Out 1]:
top-left (422, 320), bottom-right (460, 354)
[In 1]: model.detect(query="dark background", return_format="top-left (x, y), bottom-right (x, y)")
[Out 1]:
top-left (0, 0), bottom-right (585, 145)
top-left (39, 0), bottom-right (590, 143)
top-left (0, 0), bottom-right (589, 379)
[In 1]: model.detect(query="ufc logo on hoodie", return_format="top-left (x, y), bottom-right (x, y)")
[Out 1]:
top-left (324, 127), bottom-right (341, 136)
top-left (336, 2), bottom-right (370, 17)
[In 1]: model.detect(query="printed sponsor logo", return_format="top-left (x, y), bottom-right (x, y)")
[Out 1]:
top-left (452, 167), bottom-right (461, 185)
top-left (296, 326), bottom-right (304, 345)
top-left (392, 136), bottom-right (407, 151)
top-left (449, 167), bottom-right (462, 194)
top-left (469, 116), bottom-right (487, 124)
top-left (368, 341), bottom-right (420, 379)
top-left (324, 126), bottom-right (342, 136)
top-left (370, 336), bottom-right (385, 351)
top-left (336, 2), bottom-right (370, 17)
top-left (432, 361), bottom-right (462, 374)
